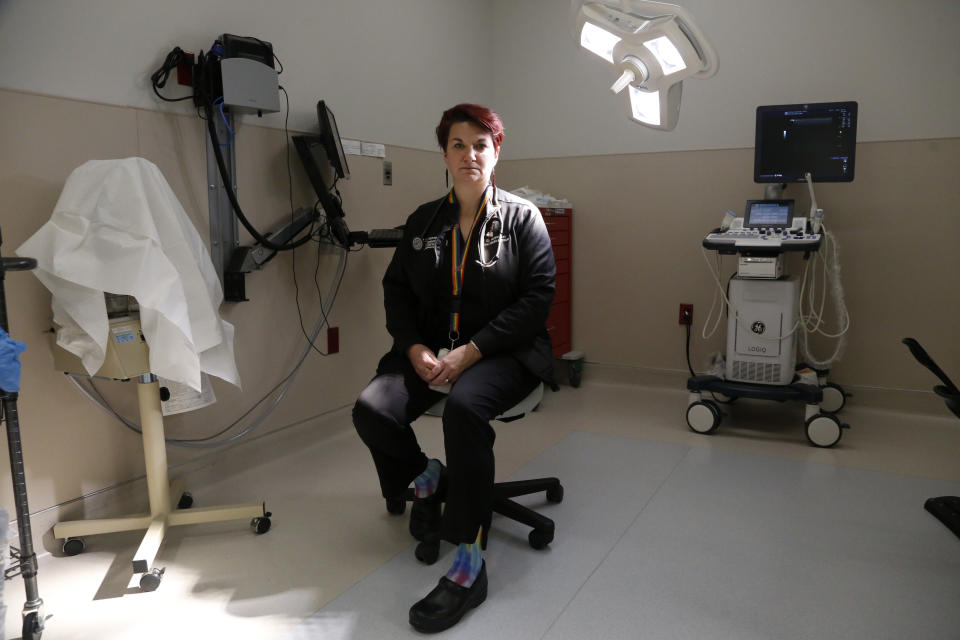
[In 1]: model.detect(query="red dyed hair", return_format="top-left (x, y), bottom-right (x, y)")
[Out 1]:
top-left (435, 103), bottom-right (505, 151)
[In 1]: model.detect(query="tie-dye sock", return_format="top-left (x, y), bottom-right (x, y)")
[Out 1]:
top-left (444, 527), bottom-right (483, 588)
top-left (413, 458), bottom-right (442, 499)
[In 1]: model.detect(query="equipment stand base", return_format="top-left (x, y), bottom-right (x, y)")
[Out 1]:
top-left (52, 377), bottom-right (268, 591)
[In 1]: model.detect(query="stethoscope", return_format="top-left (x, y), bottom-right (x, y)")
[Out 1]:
top-left (412, 183), bottom-right (503, 268)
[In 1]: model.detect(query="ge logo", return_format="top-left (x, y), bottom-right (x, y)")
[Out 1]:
top-left (751, 321), bottom-right (766, 335)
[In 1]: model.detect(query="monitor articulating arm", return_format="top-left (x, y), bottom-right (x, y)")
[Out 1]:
top-left (224, 207), bottom-right (317, 302)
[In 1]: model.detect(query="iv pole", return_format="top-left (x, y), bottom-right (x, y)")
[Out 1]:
top-left (0, 225), bottom-right (45, 640)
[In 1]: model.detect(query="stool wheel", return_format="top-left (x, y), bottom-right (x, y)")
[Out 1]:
top-left (546, 484), bottom-right (564, 503)
top-left (386, 497), bottom-right (406, 515)
top-left (415, 540), bottom-right (440, 564)
top-left (529, 529), bottom-right (553, 550)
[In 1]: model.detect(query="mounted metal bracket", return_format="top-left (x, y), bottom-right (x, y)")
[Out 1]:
top-left (206, 111), bottom-right (239, 292)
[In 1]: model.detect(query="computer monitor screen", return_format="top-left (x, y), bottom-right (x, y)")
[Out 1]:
top-left (317, 100), bottom-right (350, 180)
top-left (291, 133), bottom-right (349, 246)
top-left (293, 136), bottom-right (332, 200)
top-left (754, 101), bottom-right (857, 183)
top-left (744, 199), bottom-right (794, 228)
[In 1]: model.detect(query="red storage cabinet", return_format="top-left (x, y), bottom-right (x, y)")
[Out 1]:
top-left (540, 206), bottom-right (572, 357)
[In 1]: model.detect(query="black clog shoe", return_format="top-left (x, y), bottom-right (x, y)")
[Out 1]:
top-left (409, 561), bottom-right (487, 633)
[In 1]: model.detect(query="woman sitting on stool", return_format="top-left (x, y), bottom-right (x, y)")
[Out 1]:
top-left (352, 103), bottom-right (556, 633)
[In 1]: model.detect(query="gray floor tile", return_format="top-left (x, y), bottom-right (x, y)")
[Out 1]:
top-left (288, 432), bottom-right (690, 639)
top-left (546, 446), bottom-right (960, 640)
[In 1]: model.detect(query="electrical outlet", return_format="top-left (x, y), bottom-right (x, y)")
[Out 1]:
top-left (176, 52), bottom-right (195, 86)
top-left (327, 327), bottom-right (339, 354)
top-left (383, 160), bottom-right (393, 186)
top-left (679, 304), bottom-right (693, 325)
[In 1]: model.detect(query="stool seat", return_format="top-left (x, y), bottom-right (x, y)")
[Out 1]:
top-left (425, 382), bottom-right (544, 420)
top-left (398, 381), bottom-right (562, 564)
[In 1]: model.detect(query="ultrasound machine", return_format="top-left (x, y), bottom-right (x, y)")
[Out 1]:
top-left (687, 101), bottom-right (857, 447)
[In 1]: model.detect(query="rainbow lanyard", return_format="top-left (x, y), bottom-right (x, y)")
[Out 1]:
top-left (448, 185), bottom-right (491, 349)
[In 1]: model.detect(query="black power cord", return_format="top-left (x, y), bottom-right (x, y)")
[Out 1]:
top-left (685, 322), bottom-right (696, 377)
top-left (153, 43), bottom-right (328, 254)
top-left (686, 268), bottom-right (737, 379)
top-left (150, 47), bottom-right (195, 102)
top-left (194, 48), bottom-right (316, 253)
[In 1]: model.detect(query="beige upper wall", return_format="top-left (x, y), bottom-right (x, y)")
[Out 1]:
top-left (0, 88), bottom-right (448, 515)
top-left (496, 137), bottom-right (960, 390)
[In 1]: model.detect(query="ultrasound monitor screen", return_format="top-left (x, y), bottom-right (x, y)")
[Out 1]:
top-left (754, 101), bottom-right (857, 183)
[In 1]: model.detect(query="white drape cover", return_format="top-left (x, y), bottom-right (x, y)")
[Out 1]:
top-left (17, 157), bottom-right (241, 392)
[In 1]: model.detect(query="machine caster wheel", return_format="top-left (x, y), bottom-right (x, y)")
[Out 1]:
top-left (528, 529), bottom-right (554, 550)
top-left (22, 610), bottom-right (43, 640)
top-left (546, 483), bottom-right (564, 503)
top-left (686, 400), bottom-right (721, 434)
top-left (819, 382), bottom-right (848, 413)
top-left (139, 567), bottom-right (165, 592)
top-left (385, 497), bottom-right (406, 515)
top-left (415, 540), bottom-right (440, 565)
top-left (177, 492), bottom-right (194, 509)
top-left (805, 413), bottom-right (843, 448)
top-left (251, 514), bottom-right (272, 534)
top-left (63, 537), bottom-right (85, 556)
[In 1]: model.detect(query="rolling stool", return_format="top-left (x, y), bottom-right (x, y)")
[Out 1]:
top-left (386, 382), bottom-right (563, 564)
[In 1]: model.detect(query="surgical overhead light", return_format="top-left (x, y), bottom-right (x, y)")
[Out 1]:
top-left (572, 0), bottom-right (718, 130)
top-left (580, 21), bottom-right (622, 62)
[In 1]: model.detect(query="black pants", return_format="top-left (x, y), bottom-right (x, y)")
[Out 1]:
top-left (353, 350), bottom-right (539, 544)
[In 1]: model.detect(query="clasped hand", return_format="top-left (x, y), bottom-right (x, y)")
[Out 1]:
top-left (408, 343), bottom-right (481, 385)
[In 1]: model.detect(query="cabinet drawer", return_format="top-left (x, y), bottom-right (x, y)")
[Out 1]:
top-left (541, 206), bottom-right (573, 358)
top-left (547, 301), bottom-right (570, 354)
top-left (554, 271), bottom-right (570, 303)
top-left (551, 338), bottom-right (571, 358)
top-left (543, 215), bottom-right (570, 232)
top-left (548, 228), bottom-right (570, 246)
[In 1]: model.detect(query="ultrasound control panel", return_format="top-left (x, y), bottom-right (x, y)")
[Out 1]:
top-left (703, 228), bottom-right (821, 251)
top-left (703, 199), bottom-right (820, 252)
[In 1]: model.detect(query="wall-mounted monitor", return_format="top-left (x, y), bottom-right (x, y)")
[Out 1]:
top-left (317, 100), bottom-right (349, 180)
top-left (754, 101), bottom-right (858, 183)
top-left (293, 136), bottom-right (339, 209)
top-left (292, 101), bottom-right (351, 246)
top-left (292, 99), bottom-right (401, 249)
